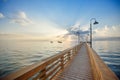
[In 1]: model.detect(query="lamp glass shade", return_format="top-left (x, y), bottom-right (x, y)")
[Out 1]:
top-left (93, 21), bottom-right (99, 25)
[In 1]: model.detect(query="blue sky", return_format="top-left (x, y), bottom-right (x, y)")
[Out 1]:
top-left (0, 0), bottom-right (120, 39)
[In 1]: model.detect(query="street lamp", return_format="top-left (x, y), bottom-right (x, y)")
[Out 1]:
top-left (78, 25), bottom-right (81, 43)
top-left (76, 26), bottom-right (81, 44)
top-left (90, 18), bottom-right (99, 48)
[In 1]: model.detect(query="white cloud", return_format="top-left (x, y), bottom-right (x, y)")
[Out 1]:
top-left (66, 21), bottom-right (120, 41)
top-left (10, 11), bottom-right (33, 26)
top-left (6, 11), bottom-right (67, 37)
top-left (27, 19), bottom-right (68, 36)
top-left (93, 25), bottom-right (120, 38)
top-left (70, 20), bottom-right (89, 31)
top-left (67, 21), bottom-right (89, 36)
top-left (0, 13), bottom-right (4, 18)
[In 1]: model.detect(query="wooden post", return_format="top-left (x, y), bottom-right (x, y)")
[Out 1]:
top-left (61, 55), bottom-right (64, 69)
top-left (75, 47), bottom-right (78, 55)
top-left (41, 68), bottom-right (47, 80)
top-left (73, 48), bottom-right (76, 56)
top-left (71, 49), bottom-right (73, 57)
top-left (68, 51), bottom-right (71, 60)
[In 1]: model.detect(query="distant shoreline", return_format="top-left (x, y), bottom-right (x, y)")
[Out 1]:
top-left (93, 37), bottom-right (120, 41)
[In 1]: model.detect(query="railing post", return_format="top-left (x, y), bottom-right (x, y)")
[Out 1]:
top-left (71, 49), bottom-right (73, 57)
top-left (61, 55), bottom-right (64, 69)
top-left (73, 48), bottom-right (76, 56)
top-left (75, 46), bottom-right (78, 54)
top-left (41, 68), bottom-right (47, 80)
top-left (68, 51), bottom-right (71, 60)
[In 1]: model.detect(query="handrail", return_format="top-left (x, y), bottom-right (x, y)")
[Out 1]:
top-left (86, 43), bottom-right (103, 80)
top-left (0, 43), bottom-right (82, 80)
top-left (86, 43), bottom-right (119, 80)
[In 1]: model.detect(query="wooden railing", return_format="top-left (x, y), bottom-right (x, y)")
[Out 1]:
top-left (0, 43), bottom-right (82, 80)
top-left (86, 43), bottom-right (119, 80)
top-left (86, 43), bottom-right (103, 80)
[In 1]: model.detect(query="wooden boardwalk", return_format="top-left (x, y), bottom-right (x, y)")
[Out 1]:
top-left (0, 43), bottom-right (119, 80)
top-left (53, 43), bottom-right (119, 80)
top-left (56, 43), bottom-right (93, 80)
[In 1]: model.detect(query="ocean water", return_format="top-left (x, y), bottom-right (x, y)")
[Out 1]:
top-left (93, 41), bottom-right (120, 78)
top-left (0, 40), bottom-right (120, 79)
top-left (0, 40), bottom-right (77, 77)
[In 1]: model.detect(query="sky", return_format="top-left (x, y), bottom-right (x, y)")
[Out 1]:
top-left (0, 0), bottom-right (120, 40)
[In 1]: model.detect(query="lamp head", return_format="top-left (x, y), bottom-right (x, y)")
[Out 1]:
top-left (93, 21), bottom-right (99, 25)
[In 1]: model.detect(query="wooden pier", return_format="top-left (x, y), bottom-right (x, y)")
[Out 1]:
top-left (0, 43), bottom-right (119, 80)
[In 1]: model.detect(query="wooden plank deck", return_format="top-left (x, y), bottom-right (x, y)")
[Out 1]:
top-left (54, 43), bottom-right (119, 80)
top-left (55, 43), bottom-right (93, 80)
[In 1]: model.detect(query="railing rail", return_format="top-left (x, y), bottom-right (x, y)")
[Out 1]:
top-left (0, 43), bottom-right (82, 80)
top-left (86, 43), bottom-right (103, 80)
top-left (86, 43), bottom-right (119, 80)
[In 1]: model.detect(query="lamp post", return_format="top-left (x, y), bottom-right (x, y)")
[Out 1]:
top-left (77, 26), bottom-right (81, 44)
top-left (90, 18), bottom-right (99, 48)
top-left (78, 25), bottom-right (80, 43)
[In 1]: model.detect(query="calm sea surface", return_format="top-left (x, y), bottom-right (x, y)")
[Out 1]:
top-left (0, 40), bottom-right (120, 78)
top-left (93, 40), bottom-right (120, 78)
